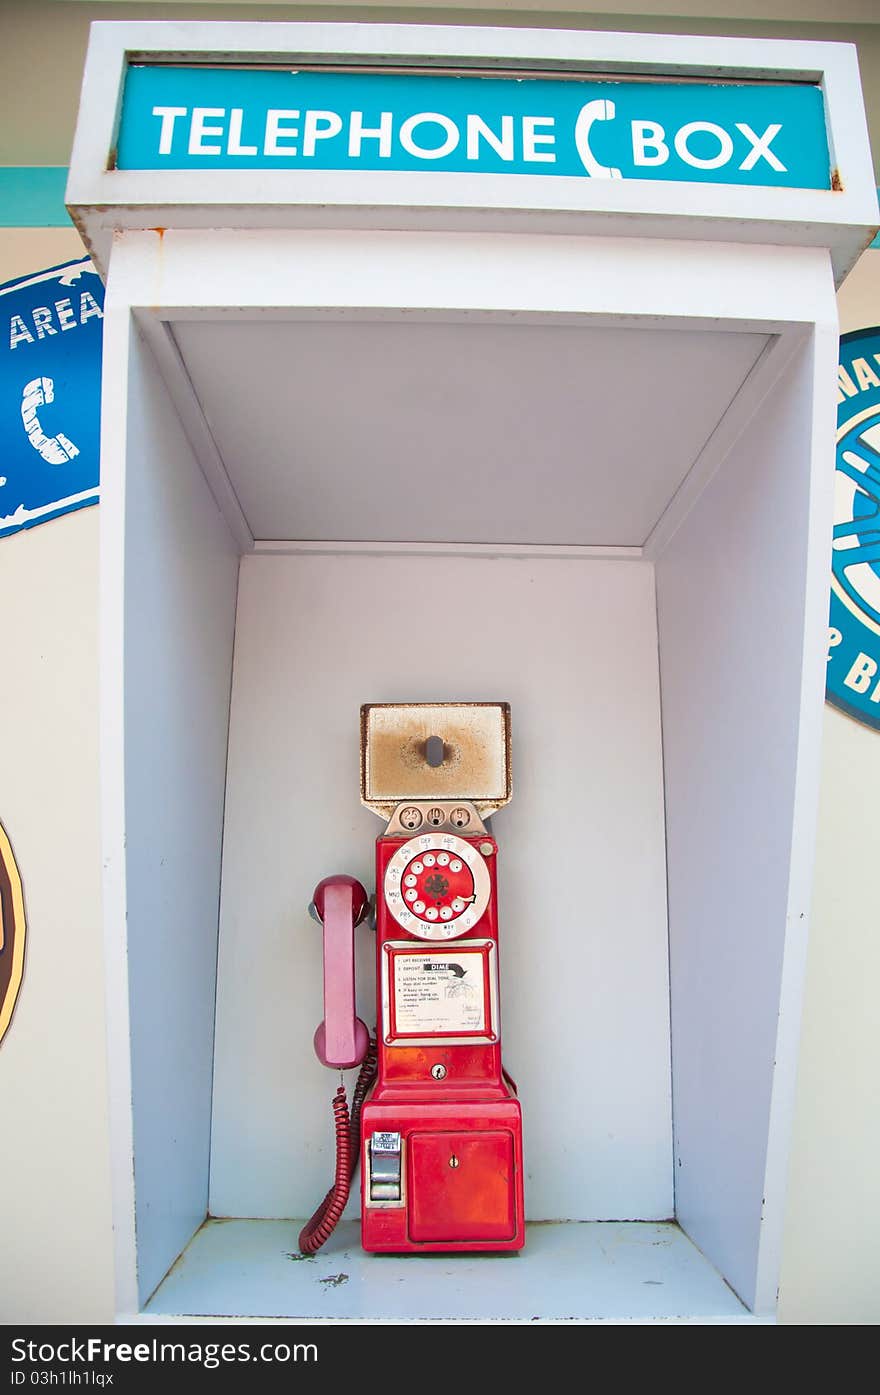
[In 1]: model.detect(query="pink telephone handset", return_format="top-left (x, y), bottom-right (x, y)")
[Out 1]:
top-left (299, 875), bottom-right (376, 1255)
top-left (310, 874), bottom-right (370, 1070)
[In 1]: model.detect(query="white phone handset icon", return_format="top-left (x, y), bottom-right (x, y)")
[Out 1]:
top-left (574, 100), bottom-right (623, 179)
top-left (21, 376), bottom-right (80, 466)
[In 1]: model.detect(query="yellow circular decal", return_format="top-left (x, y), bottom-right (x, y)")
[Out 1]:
top-left (0, 821), bottom-right (26, 1046)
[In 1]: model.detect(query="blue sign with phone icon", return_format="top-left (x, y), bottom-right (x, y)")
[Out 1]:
top-left (0, 259), bottom-right (103, 539)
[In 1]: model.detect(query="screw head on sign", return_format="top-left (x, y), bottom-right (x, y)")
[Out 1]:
top-left (480, 841), bottom-right (494, 856)
top-left (448, 1155), bottom-right (460, 1168)
top-left (431, 1063), bottom-right (447, 1080)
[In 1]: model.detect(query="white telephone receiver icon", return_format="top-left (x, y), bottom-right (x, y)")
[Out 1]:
top-left (20, 376), bottom-right (80, 466)
top-left (574, 99), bottom-right (623, 179)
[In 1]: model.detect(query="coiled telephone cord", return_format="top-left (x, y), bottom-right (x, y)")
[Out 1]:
top-left (297, 1035), bottom-right (378, 1255)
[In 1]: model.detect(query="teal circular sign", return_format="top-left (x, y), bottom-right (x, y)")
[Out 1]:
top-left (827, 326), bottom-right (880, 730)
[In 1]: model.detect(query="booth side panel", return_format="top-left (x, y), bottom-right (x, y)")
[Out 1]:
top-left (753, 319), bottom-right (839, 1315)
top-left (656, 332), bottom-right (821, 1312)
top-left (779, 252), bottom-right (880, 1324)
top-left (209, 552), bottom-right (673, 1224)
top-left (122, 324), bottom-right (239, 1305)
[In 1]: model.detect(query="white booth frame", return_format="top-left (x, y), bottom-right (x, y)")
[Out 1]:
top-left (67, 22), bottom-right (878, 284)
top-left (71, 21), bottom-right (879, 1326)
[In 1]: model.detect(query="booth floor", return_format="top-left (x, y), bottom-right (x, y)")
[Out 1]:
top-left (144, 1219), bottom-right (757, 1322)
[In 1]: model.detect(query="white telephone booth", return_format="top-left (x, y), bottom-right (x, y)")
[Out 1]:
top-left (67, 20), bottom-right (878, 1323)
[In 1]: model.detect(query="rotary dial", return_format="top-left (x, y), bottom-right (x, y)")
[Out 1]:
top-left (383, 833), bottom-right (491, 940)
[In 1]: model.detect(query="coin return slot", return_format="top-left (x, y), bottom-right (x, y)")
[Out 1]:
top-left (369, 1133), bottom-right (403, 1202)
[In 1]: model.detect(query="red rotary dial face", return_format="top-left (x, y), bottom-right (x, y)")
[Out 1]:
top-left (383, 833), bottom-right (492, 940)
top-left (400, 849), bottom-right (475, 927)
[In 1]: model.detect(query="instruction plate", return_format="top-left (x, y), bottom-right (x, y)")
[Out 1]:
top-left (382, 940), bottom-right (498, 1046)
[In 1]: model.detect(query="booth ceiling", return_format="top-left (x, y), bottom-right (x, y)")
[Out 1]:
top-left (174, 317), bottom-right (769, 546)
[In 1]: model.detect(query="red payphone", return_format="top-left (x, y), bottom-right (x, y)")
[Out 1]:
top-left (300, 702), bottom-right (524, 1255)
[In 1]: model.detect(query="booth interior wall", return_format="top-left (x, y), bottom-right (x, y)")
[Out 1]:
top-left (121, 325), bottom-right (240, 1305)
top-left (209, 550), bottom-right (674, 1226)
top-left (656, 331), bottom-right (824, 1312)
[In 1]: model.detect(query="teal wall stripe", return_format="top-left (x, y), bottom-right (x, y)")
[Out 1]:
top-left (0, 168), bottom-right (70, 227)
top-left (1, 165), bottom-right (879, 239)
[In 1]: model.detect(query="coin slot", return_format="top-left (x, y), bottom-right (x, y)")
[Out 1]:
top-left (425, 735), bottom-right (445, 767)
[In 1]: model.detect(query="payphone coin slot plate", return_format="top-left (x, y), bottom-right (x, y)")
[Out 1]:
top-left (361, 703), bottom-right (511, 818)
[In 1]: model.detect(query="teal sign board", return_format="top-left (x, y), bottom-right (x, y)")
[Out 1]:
top-left (828, 327), bottom-right (880, 730)
top-left (118, 67), bottom-right (830, 189)
top-left (1, 259), bottom-right (102, 539)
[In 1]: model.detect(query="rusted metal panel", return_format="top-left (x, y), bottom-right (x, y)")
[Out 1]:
top-left (360, 702), bottom-right (512, 818)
